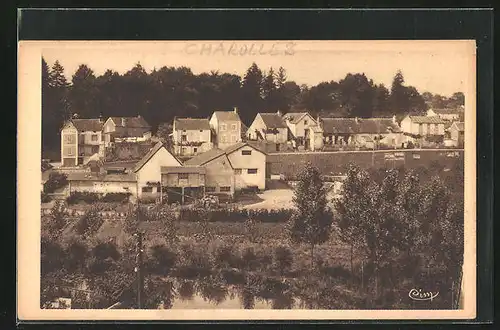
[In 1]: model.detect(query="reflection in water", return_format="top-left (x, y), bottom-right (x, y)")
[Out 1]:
top-left (197, 278), bottom-right (229, 305)
top-left (177, 280), bottom-right (195, 301)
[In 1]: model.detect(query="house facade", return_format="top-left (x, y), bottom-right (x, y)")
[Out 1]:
top-left (60, 118), bottom-right (105, 167)
top-left (161, 166), bottom-right (206, 204)
top-left (67, 172), bottom-right (138, 197)
top-left (132, 142), bottom-right (183, 200)
top-left (445, 121), bottom-right (465, 148)
top-left (103, 116), bottom-right (152, 146)
top-left (172, 118), bottom-right (213, 156)
top-left (319, 117), bottom-right (403, 149)
top-left (184, 148), bottom-right (235, 198)
top-left (282, 112), bottom-right (318, 149)
top-left (247, 112), bottom-right (288, 144)
top-left (427, 108), bottom-right (461, 122)
top-left (225, 142), bottom-right (267, 191)
top-left (209, 108), bottom-right (242, 150)
top-left (400, 115), bottom-right (446, 147)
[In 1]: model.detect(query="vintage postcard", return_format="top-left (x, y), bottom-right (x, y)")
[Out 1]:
top-left (17, 40), bottom-right (476, 320)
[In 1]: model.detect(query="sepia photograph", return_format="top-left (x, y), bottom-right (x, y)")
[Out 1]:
top-left (18, 40), bottom-right (476, 320)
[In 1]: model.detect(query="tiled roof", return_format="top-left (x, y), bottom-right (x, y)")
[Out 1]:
top-left (161, 166), bottom-right (206, 174)
top-left (282, 112), bottom-right (313, 124)
top-left (109, 116), bottom-right (151, 128)
top-left (224, 142), bottom-right (267, 155)
top-left (212, 111), bottom-right (241, 122)
top-left (133, 142), bottom-right (182, 173)
top-left (448, 122), bottom-right (465, 132)
top-left (66, 172), bottom-right (137, 182)
top-left (174, 118), bottom-right (211, 131)
top-left (71, 119), bottom-right (104, 132)
top-left (320, 118), bottom-right (402, 134)
top-left (183, 148), bottom-right (226, 166)
top-left (110, 127), bottom-right (150, 138)
top-left (409, 116), bottom-right (446, 124)
top-left (258, 113), bottom-right (288, 129)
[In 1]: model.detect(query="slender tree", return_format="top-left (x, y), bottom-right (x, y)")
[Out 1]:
top-left (288, 162), bottom-right (332, 268)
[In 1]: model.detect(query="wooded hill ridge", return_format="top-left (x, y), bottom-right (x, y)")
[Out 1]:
top-left (42, 58), bottom-right (465, 154)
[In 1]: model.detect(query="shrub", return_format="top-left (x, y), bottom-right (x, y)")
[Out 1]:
top-left (214, 245), bottom-right (241, 268)
top-left (44, 172), bottom-right (68, 193)
top-left (92, 241), bottom-right (121, 261)
top-left (406, 141), bottom-right (415, 149)
top-left (221, 268), bottom-right (246, 285)
top-left (148, 244), bottom-right (177, 275)
top-left (274, 246), bottom-right (293, 274)
top-left (41, 192), bottom-right (52, 203)
top-left (101, 192), bottom-right (131, 203)
top-left (241, 247), bottom-right (260, 271)
top-left (138, 196), bottom-right (157, 204)
top-left (66, 191), bottom-right (101, 205)
top-left (75, 207), bottom-right (104, 239)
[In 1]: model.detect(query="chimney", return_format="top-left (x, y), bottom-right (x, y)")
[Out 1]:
top-left (121, 118), bottom-right (126, 126)
top-left (277, 110), bottom-right (282, 117)
top-left (233, 107), bottom-right (238, 114)
top-left (355, 117), bottom-right (359, 123)
top-left (99, 113), bottom-right (104, 123)
top-left (392, 115), bottom-right (397, 124)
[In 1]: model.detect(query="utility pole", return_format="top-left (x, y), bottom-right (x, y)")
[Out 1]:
top-left (135, 231), bottom-right (144, 309)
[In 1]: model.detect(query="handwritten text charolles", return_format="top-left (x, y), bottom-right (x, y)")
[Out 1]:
top-left (184, 42), bottom-right (296, 56)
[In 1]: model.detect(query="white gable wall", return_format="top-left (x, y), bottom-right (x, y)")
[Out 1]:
top-left (136, 147), bottom-right (182, 197)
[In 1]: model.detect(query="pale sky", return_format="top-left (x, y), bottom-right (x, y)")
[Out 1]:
top-left (41, 40), bottom-right (475, 97)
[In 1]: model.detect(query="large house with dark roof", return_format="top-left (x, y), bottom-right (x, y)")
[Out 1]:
top-left (60, 118), bottom-right (106, 167)
top-left (319, 116), bottom-right (404, 149)
top-left (427, 108), bottom-right (461, 122)
top-left (172, 117), bottom-right (213, 156)
top-left (247, 112), bottom-right (288, 144)
top-left (103, 115), bottom-right (152, 146)
top-left (209, 108), bottom-right (242, 150)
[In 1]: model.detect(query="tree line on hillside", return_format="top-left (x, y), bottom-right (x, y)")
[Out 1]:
top-left (42, 58), bottom-right (465, 152)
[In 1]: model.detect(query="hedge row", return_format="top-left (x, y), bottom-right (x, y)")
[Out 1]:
top-left (178, 208), bottom-right (293, 223)
top-left (66, 192), bottom-right (131, 205)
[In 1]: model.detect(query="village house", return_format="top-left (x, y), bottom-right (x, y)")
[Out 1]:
top-left (445, 121), bottom-right (465, 148)
top-left (224, 142), bottom-right (267, 191)
top-left (426, 108), bottom-right (461, 122)
top-left (132, 142), bottom-right (183, 201)
top-left (184, 148), bottom-right (235, 198)
top-left (209, 108), bottom-right (242, 150)
top-left (400, 115), bottom-right (446, 147)
top-left (66, 171), bottom-right (138, 197)
top-left (172, 117), bottom-right (213, 156)
top-left (319, 116), bottom-right (404, 149)
top-left (102, 115), bottom-right (152, 146)
top-left (60, 118), bottom-right (105, 167)
top-left (282, 111), bottom-right (319, 150)
top-left (247, 112), bottom-right (288, 145)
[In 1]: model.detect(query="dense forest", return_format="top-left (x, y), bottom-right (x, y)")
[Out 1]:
top-left (42, 58), bottom-right (465, 155)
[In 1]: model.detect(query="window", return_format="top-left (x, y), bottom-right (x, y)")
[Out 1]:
top-left (181, 135), bottom-right (187, 141)
top-left (231, 124), bottom-right (237, 131)
top-left (205, 186), bottom-right (216, 192)
top-left (200, 130), bottom-right (203, 132)
top-left (242, 150), bottom-right (252, 156)
top-left (427, 124), bottom-right (431, 134)
top-left (91, 146), bottom-right (99, 154)
top-left (304, 120), bottom-right (308, 125)
top-left (181, 147), bottom-right (187, 154)
top-left (178, 173), bottom-right (189, 180)
top-left (220, 186), bottom-right (231, 192)
top-left (63, 146), bottom-right (75, 156)
top-left (91, 134), bottom-right (98, 142)
top-left (220, 124), bottom-right (227, 131)
top-left (221, 135), bottom-right (227, 143)
top-left (234, 169), bottom-right (242, 175)
top-left (418, 124), bottom-right (423, 135)
top-left (193, 147), bottom-right (198, 153)
top-left (63, 134), bottom-right (75, 144)
top-left (142, 187), bottom-right (153, 193)
top-left (231, 135), bottom-right (237, 142)
top-left (247, 169), bottom-right (258, 174)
